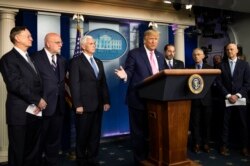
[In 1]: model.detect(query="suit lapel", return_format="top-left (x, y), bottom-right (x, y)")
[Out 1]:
top-left (40, 49), bottom-right (60, 80)
top-left (233, 60), bottom-right (241, 78)
top-left (13, 49), bottom-right (37, 76)
top-left (155, 51), bottom-right (164, 70)
top-left (224, 60), bottom-right (232, 78)
top-left (81, 54), bottom-right (98, 78)
top-left (57, 57), bottom-right (65, 81)
top-left (41, 49), bottom-right (55, 72)
top-left (141, 48), bottom-right (154, 74)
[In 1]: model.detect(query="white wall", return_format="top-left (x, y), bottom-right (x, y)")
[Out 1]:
top-left (229, 17), bottom-right (250, 62)
top-left (37, 12), bottom-right (61, 50)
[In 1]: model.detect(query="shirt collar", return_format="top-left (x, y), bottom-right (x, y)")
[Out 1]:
top-left (14, 46), bottom-right (27, 59)
top-left (228, 57), bottom-right (237, 63)
top-left (144, 45), bottom-right (154, 56)
top-left (83, 51), bottom-right (94, 61)
top-left (44, 48), bottom-right (57, 62)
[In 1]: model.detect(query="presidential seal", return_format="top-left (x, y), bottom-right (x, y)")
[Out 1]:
top-left (188, 74), bottom-right (204, 94)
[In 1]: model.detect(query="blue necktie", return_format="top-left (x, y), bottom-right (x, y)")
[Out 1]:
top-left (90, 57), bottom-right (99, 78)
top-left (230, 61), bottom-right (235, 76)
top-left (168, 61), bottom-right (173, 69)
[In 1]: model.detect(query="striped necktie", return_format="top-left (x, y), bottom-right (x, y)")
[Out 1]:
top-left (51, 55), bottom-right (57, 71)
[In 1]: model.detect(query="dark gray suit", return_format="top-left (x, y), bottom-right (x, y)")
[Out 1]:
top-left (69, 53), bottom-right (110, 165)
top-left (32, 49), bottom-right (66, 166)
top-left (165, 58), bottom-right (184, 69)
top-left (190, 63), bottom-right (213, 146)
top-left (217, 58), bottom-right (250, 148)
top-left (0, 48), bottom-right (43, 166)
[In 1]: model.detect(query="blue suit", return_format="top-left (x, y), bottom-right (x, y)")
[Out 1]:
top-left (217, 58), bottom-right (250, 148)
top-left (123, 46), bottom-right (165, 162)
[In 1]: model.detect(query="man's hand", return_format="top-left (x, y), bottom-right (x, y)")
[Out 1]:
top-left (38, 98), bottom-right (47, 110)
top-left (33, 106), bottom-right (41, 115)
top-left (115, 66), bottom-right (127, 79)
top-left (228, 95), bottom-right (239, 104)
top-left (103, 104), bottom-right (110, 112)
top-left (76, 106), bottom-right (84, 114)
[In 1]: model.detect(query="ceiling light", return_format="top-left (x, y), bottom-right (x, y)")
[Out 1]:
top-left (148, 21), bottom-right (158, 29)
top-left (163, 0), bottom-right (172, 4)
top-left (185, 4), bottom-right (192, 10)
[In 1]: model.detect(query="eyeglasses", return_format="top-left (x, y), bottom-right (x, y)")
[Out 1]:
top-left (53, 41), bottom-right (63, 45)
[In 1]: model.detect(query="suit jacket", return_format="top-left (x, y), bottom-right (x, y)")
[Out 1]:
top-left (32, 49), bottom-right (66, 116)
top-left (165, 58), bottom-right (184, 69)
top-left (191, 63), bottom-right (212, 106)
top-left (216, 59), bottom-right (250, 99)
top-left (69, 54), bottom-right (110, 112)
top-left (124, 47), bottom-right (166, 110)
top-left (0, 48), bottom-right (42, 125)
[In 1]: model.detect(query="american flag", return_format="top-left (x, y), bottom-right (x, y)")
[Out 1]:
top-left (65, 24), bottom-right (82, 108)
top-left (73, 25), bottom-right (81, 57)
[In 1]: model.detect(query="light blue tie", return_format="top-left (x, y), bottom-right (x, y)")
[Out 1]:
top-left (230, 61), bottom-right (235, 76)
top-left (90, 57), bottom-right (99, 78)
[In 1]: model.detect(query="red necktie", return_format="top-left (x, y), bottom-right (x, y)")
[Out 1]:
top-left (149, 51), bottom-right (158, 74)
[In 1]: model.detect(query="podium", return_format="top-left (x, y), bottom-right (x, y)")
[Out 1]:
top-left (138, 69), bottom-right (221, 166)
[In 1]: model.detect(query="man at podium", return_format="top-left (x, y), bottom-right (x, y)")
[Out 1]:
top-left (115, 29), bottom-right (166, 164)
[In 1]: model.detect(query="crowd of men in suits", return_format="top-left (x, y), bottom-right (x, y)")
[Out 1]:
top-left (1, 26), bottom-right (250, 166)
top-left (0, 26), bottom-right (110, 166)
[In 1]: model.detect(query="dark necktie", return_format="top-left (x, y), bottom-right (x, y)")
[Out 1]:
top-left (51, 55), bottom-right (57, 71)
top-left (90, 57), bottom-right (99, 78)
top-left (197, 64), bottom-right (201, 69)
top-left (25, 53), bottom-right (37, 73)
top-left (168, 61), bottom-right (173, 69)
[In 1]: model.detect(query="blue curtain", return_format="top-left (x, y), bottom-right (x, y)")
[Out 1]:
top-left (15, 10), bottom-right (37, 54)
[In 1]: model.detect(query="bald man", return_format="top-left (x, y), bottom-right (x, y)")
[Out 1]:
top-left (32, 33), bottom-right (66, 165)
top-left (216, 43), bottom-right (250, 156)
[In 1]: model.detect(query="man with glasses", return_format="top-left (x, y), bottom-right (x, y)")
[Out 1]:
top-left (32, 33), bottom-right (66, 165)
top-left (0, 26), bottom-right (47, 166)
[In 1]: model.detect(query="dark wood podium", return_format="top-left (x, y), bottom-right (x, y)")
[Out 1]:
top-left (138, 69), bottom-right (221, 166)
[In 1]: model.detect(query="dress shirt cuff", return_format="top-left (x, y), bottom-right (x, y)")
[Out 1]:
top-left (226, 94), bottom-right (231, 99)
top-left (236, 93), bottom-right (242, 98)
top-left (123, 74), bottom-right (128, 82)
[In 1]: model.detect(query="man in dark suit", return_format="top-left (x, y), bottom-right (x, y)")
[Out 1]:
top-left (190, 48), bottom-right (213, 153)
top-left (164, 44), bottom-right (184, 69)
top-left (69, 35), bottom-right (110, 166)
top-left (115, 29), bottom-right (166, 164)
top-left (217, 43), bottom-right (250, 156)
top-left (0, 26), bottom-right (47, 166)
top-left (32, 33), bottom-right (66, 166)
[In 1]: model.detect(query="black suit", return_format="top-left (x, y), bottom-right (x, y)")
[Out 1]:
top-left (190, 63), bottom-right (213, 146)
top-left (32, 49), bottom-right (66, 166)
top-left (217, 59), bottom-right (250, 148)
top-left (165, 58), bottom-right (184, 69)
top-left (0, 48), bottom-right (43, 166)
top-left (69, 54), bottom-right (110, 165)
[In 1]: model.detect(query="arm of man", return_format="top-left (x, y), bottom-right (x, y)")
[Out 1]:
top-left (69, 58), bottom-right (82, 108)
top-left (0, 55), bottom-right (42, 106)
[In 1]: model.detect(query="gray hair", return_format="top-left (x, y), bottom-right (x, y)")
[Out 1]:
top-left (80, 35), bottom-right (94, 46)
